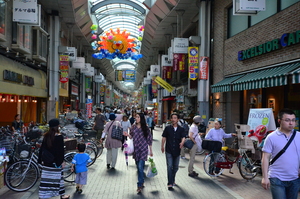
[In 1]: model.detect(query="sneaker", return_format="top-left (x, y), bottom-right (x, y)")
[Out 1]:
top-left (168, 187), bottom-right (174, 191)
top-left (188, 173), bottom-right (197, 178)
top-left (192, 171), bottom-right (199, 176)
top-left (78, 189), bottom-right (82, 194)
top-left (107, 164), bottom-right (110, 169)
top-left (76, 186), bottom-right (79, 193)
top-left (111, 167), bottom-right (115, 170)
top-left (181, 156), bottom-right (186, 159)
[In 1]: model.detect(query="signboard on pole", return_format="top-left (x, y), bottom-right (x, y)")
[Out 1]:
top-left (59, 55), bottom-right (69, 83)
top-left (188, 47), bottom-right (199, 80)
top-left (247, 108), bottom-right (276, 144)
top-left (199, 56), bottom-right (209, 80)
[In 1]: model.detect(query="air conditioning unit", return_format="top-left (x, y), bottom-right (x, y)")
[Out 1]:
top-left (58, 46), bottom-right (77, 61)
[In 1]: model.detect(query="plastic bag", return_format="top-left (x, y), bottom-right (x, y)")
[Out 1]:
top-left (126, 139), bottom-right (134, 155)
top-left (146, 157), bottom-right (158, 178)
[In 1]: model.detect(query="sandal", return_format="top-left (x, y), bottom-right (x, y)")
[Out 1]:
top-left (61, 194), bottom-right (70, 199)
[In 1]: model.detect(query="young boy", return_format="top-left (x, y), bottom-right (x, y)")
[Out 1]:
top-left (71, 143), bottom-right (92, 194)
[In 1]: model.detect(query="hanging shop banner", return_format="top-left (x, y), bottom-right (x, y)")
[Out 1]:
top-left (179, 54), bottom-right (185, 71)
top-left (173, 38), bottom-right (189, 54)
top-left (72, 57), bottom-right (85, 69)
top-left (86, 99), bottom-right (92, 118)
top-left (124, 70), bottom-right (136, 82)
top-left (247, 108), bottom-right (276, 144)
top-left (59, 55), bottom-right (69, 83)
top-left (100, 85), bottom-right (105, 103)
top-left (167, 67), bottom-right (172, 79)
top-left (188, 47), bottom-right (199, 80)
top-left (161, 55), bottom-right (172, 66)
top-left (94, 75), bottom-right (103, 83)
top-left (154, 76), bottom-right (174, 93)
top-left (85, 77), bottom-right (92, 93)
top-left (199, 56), bottom-right (209, 80)
top-left (71, 84), bottom-right (78, 95)
top-left (150, 65), bottom-right (160, 76)
top-left (115, 70), bottom-right (124, 81)
top-left (13, 0), bottom-right (38, 23)
top-left (173, 53), bottom-right (180, 71)
top-left (152, 76), bottom-right (158, 93)
top-left (106, 87), bottom-right (110, 98)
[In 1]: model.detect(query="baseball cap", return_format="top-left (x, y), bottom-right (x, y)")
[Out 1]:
top-left (49, 118), bottom-right (60, 128)
top-left (193, 115), bottom-right (203, 123)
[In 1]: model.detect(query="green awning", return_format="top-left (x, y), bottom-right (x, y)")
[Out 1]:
top-left (232, 62), bottom-right (300, 91)
top-left (211, 75), bottom-right (244, 93)
top-left (292, 67), bottom-right (300, 84)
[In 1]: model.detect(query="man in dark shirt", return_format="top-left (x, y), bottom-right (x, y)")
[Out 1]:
top-left (161, 113), bottom-right (186, 190)
top-left (93, 108), bottom-right (106, 139)
top-left (12, 114), bottom-right (23, 132)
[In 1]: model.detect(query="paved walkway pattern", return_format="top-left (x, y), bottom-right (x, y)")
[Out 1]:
top-left (1, 127), bottom-right (298, 199)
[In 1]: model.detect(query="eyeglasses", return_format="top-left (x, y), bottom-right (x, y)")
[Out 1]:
top-left (282, 119), bottom-right (297, 123)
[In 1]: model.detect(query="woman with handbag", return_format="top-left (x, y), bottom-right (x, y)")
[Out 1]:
top-left (38, 119), bottom-right (70, 199)
top-left (124, 113), bottom-right (153, 194)
top-left (101, 113), bottom-right (122, 170)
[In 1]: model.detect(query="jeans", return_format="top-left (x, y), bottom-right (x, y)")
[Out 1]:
top-left (166, 152), bottom-right (180, 186)
top-left (209, 153), bottom-right (220, 173)
top-left (269, 177), bottom-right (300, 199)
top-left (136, 160), bottom-right (145, 188)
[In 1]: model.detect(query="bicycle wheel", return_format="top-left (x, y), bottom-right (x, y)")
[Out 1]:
top-left (94, 140), bottom-right (104, 158)
top-left (4, 160), bottom-right (39, 192)
top-left (85, 146), bottom-right (97, 167)
top-left (63, 152), bottom-right (76, 183)
top-left (203, 152), bottom-right (225, 177)
top-left (239, 152), bottom-right (258, 180)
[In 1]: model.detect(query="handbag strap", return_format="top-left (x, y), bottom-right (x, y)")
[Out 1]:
top-left (108, 121), bottom-right (114, 132)
top-left (270, 130), bottom-right (296, 165)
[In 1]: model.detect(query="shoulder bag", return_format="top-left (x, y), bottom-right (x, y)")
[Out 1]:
top-left (111, 122), bottom-right (123, 141)
top-left (269, 130), bottom-right (296, 165)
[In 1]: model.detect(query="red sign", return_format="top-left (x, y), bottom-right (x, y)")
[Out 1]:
top-left (167, 66), bottom-right (172, 79)
top-left (173, 53), bottom-right (179, 71)
top-left (71, 84), bottom-right (78, 95)
top-left (152, 76), bottom-right (158, 93)
top-left (199, 56), bottom-right (209, 80)
top-left (179, 54), bottom-right (185, 71)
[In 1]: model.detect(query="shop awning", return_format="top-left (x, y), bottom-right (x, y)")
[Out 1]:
top-left (162, 97), bottom-right (175, 101)
top-left (211, 75), bottom-right (245, 93)
top-left (232, 62), bottom-right (300, 91)
top-left (292, 67), bottom-right (300, 84)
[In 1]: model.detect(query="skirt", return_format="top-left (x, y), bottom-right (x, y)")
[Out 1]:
top-left (39, 166), bottom-right (65, 198)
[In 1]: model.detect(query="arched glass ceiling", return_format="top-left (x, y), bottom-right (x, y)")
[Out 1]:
top-left (90, 0), bottom-right (147, 90)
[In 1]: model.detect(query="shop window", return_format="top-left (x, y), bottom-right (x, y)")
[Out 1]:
top-left (281, 0), bottom-right (300, 10)
top-left (12, 23), bottom-right (31, 54)
top-left (250, 0), bottom-right (277, 26)
top-left (0, 0), bottom-right (6, 42)
top-left (227, 6), bottom-right (248, 38)
top-left (32, 26), bottom-right (48, 63)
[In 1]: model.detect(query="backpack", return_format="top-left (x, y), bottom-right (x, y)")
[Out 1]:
top-left (180, 120), bottom-right (189, 137)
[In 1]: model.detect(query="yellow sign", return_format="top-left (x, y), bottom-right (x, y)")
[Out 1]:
top-left (154, 76), bottom-right (173, 92)
top-left (188, 47), bottom-right (199, 80)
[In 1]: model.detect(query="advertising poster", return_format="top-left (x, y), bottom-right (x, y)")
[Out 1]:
top-left (188, 47), bottom-right (199, 80)
top-left (86, 99), bottom-right (92, 118)
top-left (179, 54), bottom-right (185, 72)
top-left (199, 56), bottom-right (209, 80)
top-left (247, 108), bottom-right (276, 144)
top-left (59, 55), bottom-right (69, 83)
top-left (152, 77), bottom-right (158, 93)
top-left (125, 70), bottom-right (136, 82)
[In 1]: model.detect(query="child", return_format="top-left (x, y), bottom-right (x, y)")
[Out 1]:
top-left (71, 143), bottom-right (92, 194)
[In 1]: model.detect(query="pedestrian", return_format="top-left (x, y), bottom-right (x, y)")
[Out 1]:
top-left (71, 143), bottom-right (92, 194)
top-left (11, 114), bottom-right (23, 132)
top-left (100, 113), bottom-right (122, 169)
top-left (115, 109), bottom-right (123, 122)
top-left (205, 121), bottom-right (236, 174)
top-left (178, 115), bottom-right (189, 159)
top-left (187, 115), bottom-right (203, 177)
top-left (93, 107), bottom-right (106, 140)
top-left (121, 115), bottom-right (131, 150)
top-left (38, 118), bottom-right (70, 199)
top-left (161, 113), bottom-right (186, 190)
top-left (105, 109), bottom-right (110, 121)
top-left (261, 108), bottom-right (300, 199)
top-left (146, 112), bottom-right (155, 134)
top-left (124, 113), bottom-right (153, 194)
top-left (130, 111), bottom-right (137, 125)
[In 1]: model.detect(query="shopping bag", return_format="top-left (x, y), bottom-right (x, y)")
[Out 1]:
top-left (146, 157), bottom-right (158, 178)
top-left (126, 138), bottom-right (134, 155)
top-left (184, 139), bottom-right (194, 149)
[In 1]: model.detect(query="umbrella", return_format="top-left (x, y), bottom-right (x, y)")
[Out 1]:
top-left (123, 142), bottom-right (128, 169)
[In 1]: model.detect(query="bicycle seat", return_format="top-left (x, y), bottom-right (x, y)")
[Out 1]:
top-left (221, 146), bottom-right (228, 151)
top-left (74, 133), bottom-right (83, 138)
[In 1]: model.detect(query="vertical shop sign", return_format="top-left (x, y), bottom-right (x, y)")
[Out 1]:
top-left (173, 53), bottom-right (179, 71)
top-left (106, 87), bottom-right (110, 98)
top-left (188, 47), bottom-right (199, 80)
top-left (100, 84), bottom-right (105, 103)
top-left (59, 55), bottom-right (69, 83)
top-left (152, 76), bottom-right (158, 94)
top-left (179, 54), bottom-right (185, 71)
top-left (85, 77), bottom-right (91, 93)
top-left (167, 67), bottom-right (172, 79)
top-left (199, 56), bottom-right (209, 80)
top-left (86, 99), bottom-right (92, 118)
top-left (71, 84), bottom-right (78, 95)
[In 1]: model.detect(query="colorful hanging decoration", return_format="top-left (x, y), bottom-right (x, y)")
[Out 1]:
top-left (90, 24), bottom-right (143, 60)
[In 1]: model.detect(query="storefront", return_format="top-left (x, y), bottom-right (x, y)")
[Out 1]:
top-left (0, 55), bottom-right (47, 126)
top-left (211, 0), bottom-right (300, 133)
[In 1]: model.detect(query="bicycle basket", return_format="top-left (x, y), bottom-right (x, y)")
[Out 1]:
top-left (201, 140), bottom-right (222, 152)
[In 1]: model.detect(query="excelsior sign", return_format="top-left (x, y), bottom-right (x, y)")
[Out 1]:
top-left (238, 30), bottom-right (300, 61)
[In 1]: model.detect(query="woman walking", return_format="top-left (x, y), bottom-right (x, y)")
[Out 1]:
top-left (101, 113), bottom-right (122, 169)
top-left (124, 113), bottom-right (153, 194)
top-left (38, 118), bottom-right (70, 199)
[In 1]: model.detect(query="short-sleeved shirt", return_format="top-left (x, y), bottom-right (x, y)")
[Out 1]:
top-left (205, 128), bottom-right (232, 146)
top-left (72, 153), bottom-right (92, 173)
top-left (262, 129), bottom-right (300, 181)
top-left (121, 120), bottom-right (131, 133)
top-left (94, 114), bottom-right (105, 130)
top-left (162, 125), bottom-right (185, 157)
top-left (130, 124), bottom-right (152, 161)
top-left (12, 120), bottom-right (23, 131)
top-left (190, 123), bottom-right (202, 150)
